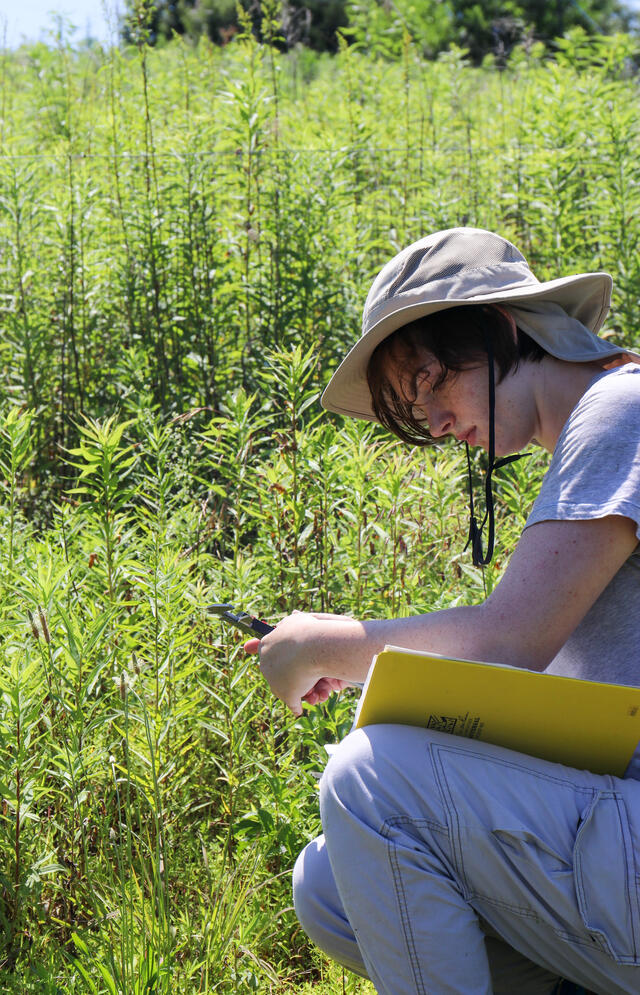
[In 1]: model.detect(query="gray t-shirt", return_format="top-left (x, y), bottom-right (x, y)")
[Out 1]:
top-left (524, 363), bottom-right (640, 687)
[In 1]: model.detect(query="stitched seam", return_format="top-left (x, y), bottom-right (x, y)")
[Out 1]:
top-left (468, 894), bottom-right (540, 918)
top-left (430, 742), bottom-right (469, 894)
top-left (575, 792), bottom-right (640, 964)
top-left (382, 821), bottom-right (427, 995)
top-left (383, 815), bottom-right (447, 834)
top-left (573, 792), bottom-right (597, 932)
top-left (432, 741), bottom-right (598, 792)
top-left (615, 795), bottom-right (638, 960)
top-left (476, 900), bottom-right (616, 954)
top-left (432, 740), bottom-right (601, 932)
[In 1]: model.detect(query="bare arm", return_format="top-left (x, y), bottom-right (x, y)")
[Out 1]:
top-left (248, 515), bottom-right (638, 714)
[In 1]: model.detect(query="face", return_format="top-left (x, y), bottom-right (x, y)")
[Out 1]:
top-left (386, 347), bottom-right (540, 458)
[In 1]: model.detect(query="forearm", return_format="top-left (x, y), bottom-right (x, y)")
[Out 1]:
top-left (254, 516), bottom-right (638, 714)
top-left (316, 604), bottom-right (547, 683)
top-left (254, 593), bottom-right (554, 714)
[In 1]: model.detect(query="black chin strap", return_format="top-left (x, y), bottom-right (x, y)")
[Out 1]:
top-left (464, 337), bottom-right (528, 567)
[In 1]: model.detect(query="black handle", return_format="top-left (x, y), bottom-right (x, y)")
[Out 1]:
top-left (248, 616), bottom-right (274, 637)
top-left (208, 603), bottom-right (274, 637)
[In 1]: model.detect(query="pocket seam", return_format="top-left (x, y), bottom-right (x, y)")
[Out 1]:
top-left (574, 790), bottom-right (640, 965)
top-left (430, 740), bottom-right (595, 898)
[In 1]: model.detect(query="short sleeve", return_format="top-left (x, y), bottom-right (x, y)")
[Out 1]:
top-left (524, 366), bottom-right (640, 541)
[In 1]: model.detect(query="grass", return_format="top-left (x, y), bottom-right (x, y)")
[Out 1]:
top-left (0, 21), bottom-right (638, 991)
top-left (0, 397), bottom-right (543, 990)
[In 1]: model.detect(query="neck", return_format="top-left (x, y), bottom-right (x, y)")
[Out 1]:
top-left (532, 358), bottom-right (609, 452)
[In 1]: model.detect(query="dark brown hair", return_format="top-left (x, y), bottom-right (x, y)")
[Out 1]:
top-left (366, 304), bottom-right (546, 445)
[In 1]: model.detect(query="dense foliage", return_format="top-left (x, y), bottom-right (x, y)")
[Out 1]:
top-left (0, 27), bottom-right (639, 992)
top-left (122, 0), bottom-right (636, 59)
top-left (123, 0), bottom-right (349, 52)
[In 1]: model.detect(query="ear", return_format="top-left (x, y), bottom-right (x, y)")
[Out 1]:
top-left (492, 304), bottom-right (518, 342)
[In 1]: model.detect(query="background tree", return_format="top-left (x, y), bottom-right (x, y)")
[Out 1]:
top-left (346, 0), bottom-right (634, 63)
top-left (452, 0), bottom-right (633, 62)
top-left (345, 1), bottom-right (455, 59)
top-left (122, 0), bottom-right (349, 49)
top-left (122, 0), bottom-right (635, 57)
top-left (121, 0), bottom-right (238, 46)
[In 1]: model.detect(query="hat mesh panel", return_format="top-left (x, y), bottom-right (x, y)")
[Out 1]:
top-left (385, 231), bottom-right (520, 300)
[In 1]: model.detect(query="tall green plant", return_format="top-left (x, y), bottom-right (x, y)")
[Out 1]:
top-left (65, 415), bottom-right (138, 603)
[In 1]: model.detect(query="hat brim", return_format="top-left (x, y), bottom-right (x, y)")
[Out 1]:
top-left (321, 271), bottom-right (612, 421)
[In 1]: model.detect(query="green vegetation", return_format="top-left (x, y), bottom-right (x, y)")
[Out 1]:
top-left (0, 25), bottom-right (639, 991)
top-left (122, 0), bottom-right (635, 60)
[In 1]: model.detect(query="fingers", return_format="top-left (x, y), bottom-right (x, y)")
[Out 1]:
top-left (302, 685), bottom-right (329, 706)
top-left (301, 677), bottom-right (352, 706)
top-left (302, 678), bottom-right (330, 704)
top-left (243, 637), bottom-right (261, 654)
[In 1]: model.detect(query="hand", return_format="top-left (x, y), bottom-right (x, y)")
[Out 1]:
top-left (244, 611), bottom-right (360, 716)
top-left (243, 641), bottom-right (349, 706)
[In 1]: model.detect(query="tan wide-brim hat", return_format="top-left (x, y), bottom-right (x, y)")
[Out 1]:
top-left (321, 227), bottom-right (624, 422)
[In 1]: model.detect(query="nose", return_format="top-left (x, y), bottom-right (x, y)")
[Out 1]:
top-left (419, 398), bottom-right (454, 438)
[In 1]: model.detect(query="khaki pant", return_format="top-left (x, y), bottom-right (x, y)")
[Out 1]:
top-left (294, 838), bottom-right (563, 993)
top-left (294, 726), bottom-right (640, 994)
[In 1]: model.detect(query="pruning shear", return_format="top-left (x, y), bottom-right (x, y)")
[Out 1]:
top-left (209, 602), bottom-right (365, 691)
top-left (207, 602), bottom-right (274, 637)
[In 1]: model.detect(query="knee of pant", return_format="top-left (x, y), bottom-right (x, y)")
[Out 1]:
top-left (319, 727), bottom-right (375, 821)
top-left (320, 724), bottom-right (443, 818)
top-left (291, 842), bottom-right (315, 936)
top-left (292, 838), bottom-right (333, 946)
top-left (293, 836), bottom-right (368, 978)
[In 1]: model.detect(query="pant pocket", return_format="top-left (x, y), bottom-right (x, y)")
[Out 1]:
top-left (491, 827), bottom-right (573, 875)
top-left (574, 790), bottom-right (640, 965)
